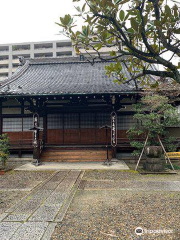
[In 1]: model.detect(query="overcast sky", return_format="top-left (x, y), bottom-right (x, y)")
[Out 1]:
top-left (0, 0), bottom-right (78, 44)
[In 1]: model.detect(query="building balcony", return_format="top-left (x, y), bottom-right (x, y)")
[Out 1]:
top-left (12, 49), bottom-right (31, 55)
top-left (0, 68), bottom-right (9, 74)
top-left (0, 51), bottom-right (9, 56)
top-left (34, 48), bottom-right (53, 54)
top-left (12, 67), bottom-right (18, 73)
top-left (0, 59), bottom-right (9, 65)
top-left (78, 46), bottom-right (118, 55)
top-left (56, 41), bottom-right (72, 48)
top-left (12, 58), bottom-right (20, 64)
top-left (56, 46), bottom-right (72, 52)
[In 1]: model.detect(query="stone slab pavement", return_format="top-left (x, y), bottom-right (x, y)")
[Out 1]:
top-left (1, 169), bottom-right (180, 240)
top-left (14, 161), bottom-right (129, 171)
top-left (0, 170), bottom-right (84, 240)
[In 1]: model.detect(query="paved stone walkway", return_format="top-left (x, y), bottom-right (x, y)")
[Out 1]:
top-left (15, 161), bottom-right (129, 171)
top-left (0, 170), bottom-right (84, 240)
top-left (1, 170), bottom-right (180, 240)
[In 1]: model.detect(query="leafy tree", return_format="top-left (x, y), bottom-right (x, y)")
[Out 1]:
top-left (127, 94), bottom-right (180, 157)
top-left (57, 0), bottom-right (180, 87)
top-left (0, 134), bottom-right (10, 170)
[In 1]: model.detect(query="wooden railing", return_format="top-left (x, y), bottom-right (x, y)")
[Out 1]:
top-left (9, 139), bottom-right (44, 150)
top-left (9, 139), bottom-right (33, 149)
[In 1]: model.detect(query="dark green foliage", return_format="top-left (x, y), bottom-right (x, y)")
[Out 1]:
top-left (127, 94), bottom-right (180, 157)
top-left (58, 0), bottom-right (180, 85)
top-left (0, 134), bottom-right (10, 170)
top-left (166, 164), bottom-right (180, 170)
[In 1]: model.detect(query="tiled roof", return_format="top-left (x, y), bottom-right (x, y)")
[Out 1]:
top-left (0, 58), bottom-right (140, 96)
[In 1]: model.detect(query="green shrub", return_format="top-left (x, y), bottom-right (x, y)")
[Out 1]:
top-left (0, 134), bottom-right (10, 170)
top-left (166, 164), bottom-right (180, 170)
top-left (127, 94), bottom-right (180, 156)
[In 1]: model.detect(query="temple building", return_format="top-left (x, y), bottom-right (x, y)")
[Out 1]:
top-left (0, 57), bottom-right (179, 163)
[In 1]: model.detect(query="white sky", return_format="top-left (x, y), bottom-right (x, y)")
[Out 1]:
top-left (0, 0), bottom-right (177, 65)
top-left (0, 0), bottom-right (78, 44)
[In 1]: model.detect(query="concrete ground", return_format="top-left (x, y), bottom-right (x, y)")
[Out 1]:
top-left (0, 169), bottom-right (180, 240)
top-left (15, 161), bottom-right (129, 171)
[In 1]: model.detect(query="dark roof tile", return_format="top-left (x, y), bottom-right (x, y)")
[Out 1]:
top-left (0, 58), bottom-right (138, 96)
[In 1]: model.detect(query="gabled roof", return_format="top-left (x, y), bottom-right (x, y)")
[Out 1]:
top-left (0, 57), bottom-right (139, 97)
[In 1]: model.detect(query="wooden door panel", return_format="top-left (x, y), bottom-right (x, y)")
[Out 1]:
top-left (80, 129), bottom-right (96, 144)
top-left (22, 131), bottom-right (32, 140)
top-left (117, 130), bottom-right (128, 139)
top-left (96, 129), bottom-right (111, 145)
top-left (3, 132), bottom-right (23, 141)
top-left (64, 129), bottom-right (79, 144)
top-left (47, 129), bottom-right (63, 144)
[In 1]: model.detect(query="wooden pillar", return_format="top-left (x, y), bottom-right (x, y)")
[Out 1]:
top-left (43, 114), bottom-right (47, 144)
top-left (63, 113), bottom-right (65, 144)
top-left (31, 113), bottom-right (41, 165)
top-left (95, 112), bottom-right (97, 144)
top-left (79, 112), bottom-right (81, 144)
top-left (0, 100), bottom-right (2, 135)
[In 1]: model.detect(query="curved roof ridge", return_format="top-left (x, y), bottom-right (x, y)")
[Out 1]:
top-left (28, 57), bottom-right (114, 65)
top-left (0, 61), bottom-right (30, 89)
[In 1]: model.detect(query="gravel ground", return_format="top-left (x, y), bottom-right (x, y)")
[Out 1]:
top-left (51, 170), bottom-right (180, 240)
top-left (0, 170), bottom-right (55, 214)
top-left (0, 170), bottom-right (55, 189)
top-left (83, 169), bottom-right (180, 182)
top-left (0, 191), bottom-right (28, 214)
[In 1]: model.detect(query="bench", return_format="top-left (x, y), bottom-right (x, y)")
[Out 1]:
top-left (165, 152), bottom-right (180, 162)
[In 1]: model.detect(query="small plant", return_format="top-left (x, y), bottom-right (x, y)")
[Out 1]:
top-left (0, 134), bottom-right (10, 170)
top-left (166, 164), bottom-right (180, 170)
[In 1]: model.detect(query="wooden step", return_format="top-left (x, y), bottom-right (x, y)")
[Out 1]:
top-left (41, 153), bottom-right (109, 156)
top-left (41, 152), bottom-right (108, 157)
top-left (41, 154), bottom-right (111, 159)
top-left (41, 148), bottom-right (111, 162)
top-left (44, 149), bottom-right (108, 152)
top-left (42, 159), bottom-right (105, 162)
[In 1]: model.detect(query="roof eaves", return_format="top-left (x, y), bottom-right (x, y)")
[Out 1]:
top-left (0, 61), bottom-right (30, 89)
top-left (0, 90), bottom-right (141, 98)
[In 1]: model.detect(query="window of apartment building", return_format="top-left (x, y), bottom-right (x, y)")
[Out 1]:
top-left (34, 43), bottom-right (53, 50)
top-left (34, 53), bottom-right (53, 58)
top-left (13, 54), bottom-right (30, 60)
top-left (0, 56), bottom-right (9, 61)
top-left (0, 65), bottom-right (8, 69)
top-left (0, 73), bottom-right (8, 80)
top-left (0, 46), bottom-right (9, 52)
top-left (12, 44), bottom-right (30, 51)
top-left (56, 51), bottom-right (72, 57)
top-left (56, 42), bottom-right (72, 48)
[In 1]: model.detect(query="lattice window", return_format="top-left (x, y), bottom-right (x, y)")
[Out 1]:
top-left (23, 117), bottom-right (32, 131)
top-left (81, 113), bottom-right (95, 128)
top-left (23, 117), bottom-right (43, 131)
top-left (64, 113), bottom-right (79, 129)
top-left (3, 117), bottom-right (43, 132)
top-left (3, 118), bottom-right (22, 132)
top-left (96, 112), bottom-right (111, 128)
top-left (117, 115), bottom-right (136, 130)
top-left (47, 114), bottom-right (63, 129)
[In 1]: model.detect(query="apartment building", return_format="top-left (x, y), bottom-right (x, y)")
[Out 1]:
top-left (0, 39), bottom-right (119, 82)
top-left (0, 40), bottom-right (74, 81)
